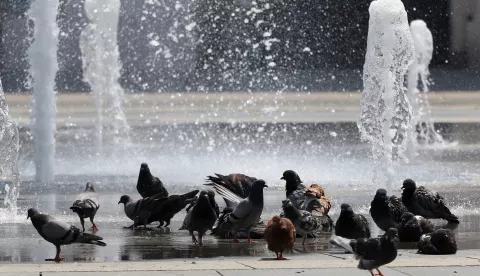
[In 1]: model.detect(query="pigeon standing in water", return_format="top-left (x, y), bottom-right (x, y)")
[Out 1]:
top-left (180, 191), bottom-right (218, 245)
top-left (401, 179), bottom-right (459, 223)
top-left (417, 229), bottom-right (457, 255)
top-left (281, 199), bottom-right (320, 245)
top-left (281, 170), bottom-right (306, 198)
top-left (118, 194), bottom-right (167, 229)
top-left (205, 173), bottom-right (257, 206)
top-left (397, 212), bottom-right (434, 242)
top-left (215, 179), bottom-right (268, 243)
top-left (27, 208), bottom-right (106, 262)
top-left (265, 216), bottom-right (296, 260)
top-left (330, 228), bottom-right (399, 276)
top-left (370, 188), bottom-right (407, 231)
top-left (137, 163), bottom-right (169, 198)
top-left (70, 182), bottom-right (100, 232)
top-left (335, 203), bottom-right (370, 239)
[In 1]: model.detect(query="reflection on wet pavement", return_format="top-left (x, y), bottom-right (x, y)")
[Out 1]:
top-left (1, 189), bottom-right (480, 263)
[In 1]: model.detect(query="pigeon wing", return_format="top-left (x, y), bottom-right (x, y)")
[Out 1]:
top-left (41, 219), bottom-right (75, 243)
top-left (299, 210), bottom-right (320, 232)
top-left (229, 199), bottom-right (252, 223)
top-left (388, 195), bottom-right (407, 222)
top-left (210, 182), bottom-right (243, 208)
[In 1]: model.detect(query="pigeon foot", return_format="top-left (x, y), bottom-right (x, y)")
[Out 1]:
top-left (233, 238), bottom-right (239, 243)
top-left (275, 253), bottom-right (286, 260)
top-left (247, 237), bottom-right (253, 244)
top-left (46, 257), bottom-right (64, 262)
top-left (373, 268), bottom-right (384, 276)
top-left (91, 224), bottom-right (99, 232)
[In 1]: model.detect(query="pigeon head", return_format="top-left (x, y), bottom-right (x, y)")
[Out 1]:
top-left (401, 179), bottom-right (417, 191)
top-left (374, 188), bottom-right (388, 200)
top-left (248, 180), bottom-right (267, 203)
top-left (27, 208), bottom-right (39, 220)
top-left (252, 179), bottom-right (268, 189)
top-left (206, 190), bottom-right (215, 199)
top-left (199, 190), bottom-right (208, 198)
top-left (400, 212), bottom-right (415, 222)
top-left (140, 163), bottom-right (150, 172)
top-left (281, 170), bottom-right (302, 184)
top-left (340, 203), bottom-right (354, 216)
top-left (118, 195), bottom-right (132, 205)
top-left (385, 227), bottom-right (400, 243)
top-left (85, 182), bottom-right (95, 192)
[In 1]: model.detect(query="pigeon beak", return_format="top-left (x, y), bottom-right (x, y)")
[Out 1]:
top-left (264, 184), bottom-right (268, 188)
top-left (280, 177), bottom-right (285, 180)
top-left (401, 186), bottom-right (405, 190)
top-left (26, 215), bottom-right (30, 220)
top-left (117, 201), bottom-right (121, 204)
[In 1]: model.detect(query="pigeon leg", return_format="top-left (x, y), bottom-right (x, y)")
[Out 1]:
top-left (90, 217), bottom-right (99, 232)
top-left (46, 245), bottom-right (64, 262)
top-left (369, 271), bottom-right (375, 276)
top-left (247, 229), bottom-right (253, 244)
top-left (233, 232), bottom-right (239, 243)
top-left (164, 219), bottom-right (171, 227)
top-left (302, 234), bottom-right (307, 245)
top-left (190, 232), bottom-right (198, 244)
top-left (198, 232), bottom-right (204, 246)
top-left (276, 252), bottom-right (286, 260)
top-left (157, 221), bottom-right (164, 228)
top-left (80, 217), bottom-right (85, 232)
top-left (374, 268), bottom-right (384, 276)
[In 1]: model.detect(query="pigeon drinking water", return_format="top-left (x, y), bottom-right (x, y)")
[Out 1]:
top-left (27, 208), bottom-right (106, 262)
top-left (70, 182), bottom-right (100, 232)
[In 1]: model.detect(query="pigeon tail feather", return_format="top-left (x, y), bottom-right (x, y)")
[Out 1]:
top-left (76, 232), bottom-right (106, 246)
top-left (329, 235), bottom-right (354, 253)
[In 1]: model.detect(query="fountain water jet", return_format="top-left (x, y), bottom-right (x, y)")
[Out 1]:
top-left (407, 20), bottom-right (444, 150)
top-left (0, 78), bottom-right (20, 211)
top-left (28, 0), bottom-right (59, 184)
top-left (80, 0), bottom-right (130, 152)
top-left (358, 0), bottom-right (415, 194)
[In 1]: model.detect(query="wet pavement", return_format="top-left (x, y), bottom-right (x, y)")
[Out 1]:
top-left (1, 188), bottom-right (480, 264)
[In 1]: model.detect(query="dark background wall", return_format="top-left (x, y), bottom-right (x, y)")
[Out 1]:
top-left (0, 0), bottom-right (471, 93)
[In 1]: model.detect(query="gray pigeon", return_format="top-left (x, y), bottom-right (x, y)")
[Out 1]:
top-left (137, 163), bottom-right (169, 198)
top-left (281, 170), bottom-right (306, 197)
top-left (401, 179), bottom-right (459, 223)
top-left (330, 228), bottom-right (399, 276)
top-left (214, 179), bottom-right (268, 243)
top-left (180, 190), bottom-right (218, 245)
top-left (281, 199), bottom-right (320, 245)
top-left (27, 208), bottom-right (106, 262)
top-left (70, 182), bottom-right (100, 232)
top-left (118, 194), bottom-right (167, 229)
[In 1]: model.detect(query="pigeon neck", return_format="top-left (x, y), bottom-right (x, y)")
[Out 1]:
top-left (285, 181), bottom-right (301, 196)
top-left (248, 188), bottom-right (264, 205)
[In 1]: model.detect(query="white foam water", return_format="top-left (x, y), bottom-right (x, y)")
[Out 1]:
top-left (407, 20), bottom-right (446, 153)
top-left (358, 0), bottom-right (415, 193)
top-left (0, 78), bottom-right (20, 212)
top-left (80, 0), bottom-right (130, 152)
top-left (28, 0), bottom-right (59, 184)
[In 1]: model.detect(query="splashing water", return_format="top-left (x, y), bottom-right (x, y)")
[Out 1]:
top-left (358, 0), bottom-right (415, 193)
top-left (407, 20), bottom-right (444, 151)
top-left (80, 0), bottom-right (130, 152)
top-left (28, 0), bottom-right (59, 184)
top-left (0, 78), bottom-right (20, 212)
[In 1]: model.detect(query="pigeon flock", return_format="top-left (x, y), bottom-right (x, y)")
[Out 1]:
top-left (27, 164), bottom-right (460, 272)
